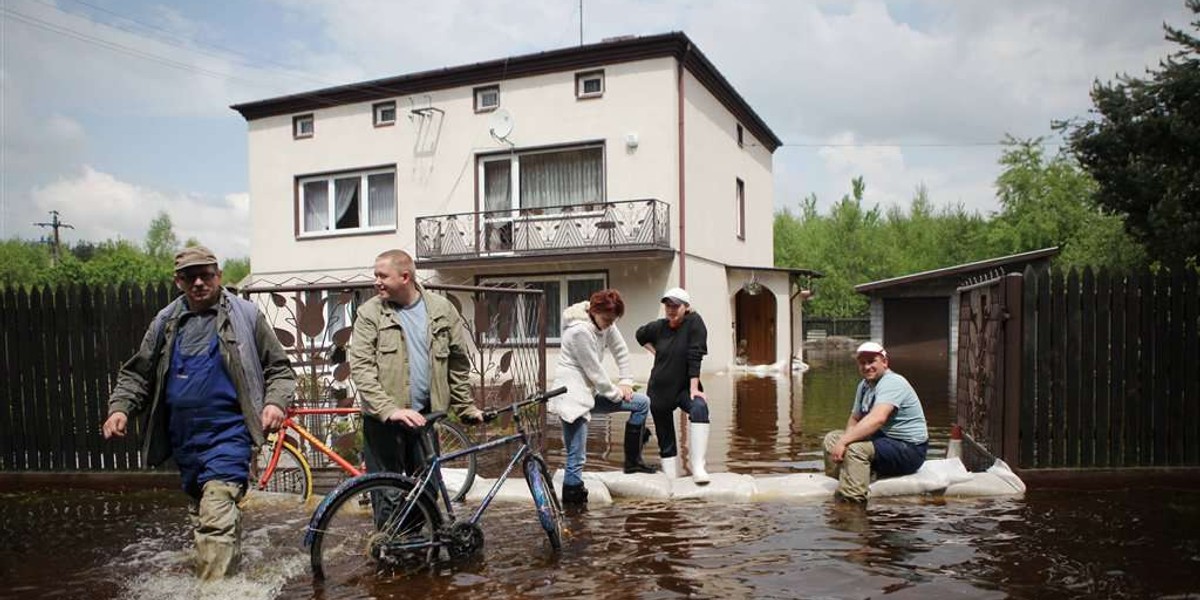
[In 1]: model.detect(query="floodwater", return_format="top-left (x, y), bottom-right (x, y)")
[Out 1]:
top-left (4, 352), bottom-right (1200, 599)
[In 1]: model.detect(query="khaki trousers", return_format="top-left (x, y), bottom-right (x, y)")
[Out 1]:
top-left (823, 430), bottom-right (874, 503)
top-left (187, 480), bottom-right (245, 581)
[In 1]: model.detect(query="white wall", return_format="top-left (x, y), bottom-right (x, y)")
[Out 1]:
top-left (245, 57), bottom-right (681, 278)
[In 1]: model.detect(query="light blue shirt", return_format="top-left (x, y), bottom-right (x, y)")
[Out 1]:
top-left (853, 370), bottom-right (928, 444)
top-left (394, 296), bottom-right (431, 412)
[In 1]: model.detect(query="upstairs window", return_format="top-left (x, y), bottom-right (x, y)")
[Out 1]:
top-left (293, 114), bottom-right (314, 139)
top-left (373, 101), bottom-right (396, 126)
top-left (298, 167), bottom-right (396, 237)
top-left (736, 178), bottom-right (746, 240)
top-left (480, 145), bottom-right (604, 212)
top-left (576, 70), bottom-right (604, 99)
top-left (474, 85), bottom-right (500, 112)
top-left (737, 124), bottom-right (744, 148)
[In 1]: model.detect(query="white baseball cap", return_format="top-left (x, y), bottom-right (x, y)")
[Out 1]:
top-left (854, 341), bottom-right (887, 357)
top-left (661, 287), bottom-right (691, 305)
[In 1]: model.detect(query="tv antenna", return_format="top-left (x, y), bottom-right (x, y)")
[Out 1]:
top-left (489, 108), bottom-right (515, 145)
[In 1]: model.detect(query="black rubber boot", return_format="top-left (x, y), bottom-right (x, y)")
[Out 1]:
top-left (623, 422), bottom-right (657, 474)
top-left (561, 482), bottom-right (588, 505)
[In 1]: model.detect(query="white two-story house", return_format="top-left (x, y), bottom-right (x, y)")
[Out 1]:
top-left (231, 32), bottom-right (816, 375)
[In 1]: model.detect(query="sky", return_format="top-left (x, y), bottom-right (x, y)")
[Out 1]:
top-left (0, 0), bottom-right (1192, 261)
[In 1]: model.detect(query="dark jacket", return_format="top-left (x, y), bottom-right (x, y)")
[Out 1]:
top-left (636, 311), bottom-right (708, 409)
top-left (107, 290), bottom-right (296, 467)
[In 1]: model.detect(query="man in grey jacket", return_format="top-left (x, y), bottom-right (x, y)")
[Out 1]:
top-left (102, 245), bottom-right (295, 580)
top-left (350, 249), bottom-right (484, 481)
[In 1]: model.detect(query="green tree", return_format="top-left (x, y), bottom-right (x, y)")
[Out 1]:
top-left (1061, 0), bottom-right (1200, 265)
top-left (81, 240), bottom-right (170, 286)
top-left (0, 240), bottom-right (53, 289)
top-left (988, 137), bottom-right (1145, 269)
top-left (145, 211), bottom-right (180, 262)
top-left (222, 257), bottom-right (251, 286)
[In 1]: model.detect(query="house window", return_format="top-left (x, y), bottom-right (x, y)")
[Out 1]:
top-left (474, 85), bottom-right (500, 112)
top-left (478, 272), bottom-right (607, 341)
top-left (736, 124), bottom-right (744, 148)
top-left (480, 145), bottom-right (604, 212)
top-left (298, 167), bottom-right (396, 237)
top-left (373, 101), bottom-right (396, 127)
top-left (736, 178), bottom-right (746, 240)
top-left (576, 70), bottom-right (604, 99)
top-left (293, 114), bottom-right (314, 139)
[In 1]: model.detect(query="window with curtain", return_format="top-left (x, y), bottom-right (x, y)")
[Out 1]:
top-left (298, 168), bottom-right (396, 236)
top-left (479, 272), bottom-right (606, 342)
top-left (479, 145), bottom-right (603, 212)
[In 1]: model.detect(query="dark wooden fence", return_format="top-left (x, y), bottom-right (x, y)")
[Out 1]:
top-left (1, 284), bottom-right (175, 472)
top-left (956, 266), bottom-right (1200, 474)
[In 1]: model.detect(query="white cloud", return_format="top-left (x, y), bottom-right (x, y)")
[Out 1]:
top-left (29, 166), bottom-right (250, 260)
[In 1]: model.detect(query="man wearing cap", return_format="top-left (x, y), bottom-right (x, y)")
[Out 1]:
top-left (823, 341), bottom-right (928, 503)
top-left (102, 245), bottom-right (295, 580)
top-left (636, 287), bottom-right (711, 484)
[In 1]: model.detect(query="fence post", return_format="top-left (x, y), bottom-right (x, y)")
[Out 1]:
top-left (1002, 272), bottom-right (1023, 467)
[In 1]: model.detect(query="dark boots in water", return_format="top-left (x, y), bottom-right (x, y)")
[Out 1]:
top-left (623, 422), bottom-right (657, 474)
top-left (561, 482), bottom-right (588, 505)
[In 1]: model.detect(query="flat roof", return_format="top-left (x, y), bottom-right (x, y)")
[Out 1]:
top-left (726, 264), bottom-right (824, 278)
top-left (229, 32), bottom-right (781, 151)
top-left (854, 247), bottom-right (1059, 294)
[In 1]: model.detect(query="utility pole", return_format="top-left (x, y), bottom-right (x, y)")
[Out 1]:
top-left (579, 0), bottom-right (583, 45)
top-left (33, 210), bottom-right (75, 266)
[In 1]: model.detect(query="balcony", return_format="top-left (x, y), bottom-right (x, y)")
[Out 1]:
top-left (415, 198), bottom-right (672, 266)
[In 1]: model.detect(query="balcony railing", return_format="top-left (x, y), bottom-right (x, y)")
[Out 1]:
top-left (415, 198), bottom-right (671, 262)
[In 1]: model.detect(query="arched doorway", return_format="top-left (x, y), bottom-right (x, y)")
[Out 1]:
top-left (735, 288), bottom-right (776, 365)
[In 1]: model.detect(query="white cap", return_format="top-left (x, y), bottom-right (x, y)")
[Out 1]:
top-left (854, 341), bottom-right (887, 357)
top-left (661, 287), bottom-right (691, 305)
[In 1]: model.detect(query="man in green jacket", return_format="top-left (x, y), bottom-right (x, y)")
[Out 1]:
top-left (102, 245), bottom-right (295, 580)
top-left (351, 249), bottom-right (483, 480)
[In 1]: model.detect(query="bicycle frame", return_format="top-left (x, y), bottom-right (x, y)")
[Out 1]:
top-left (258, 406), bottom-right (362, 489)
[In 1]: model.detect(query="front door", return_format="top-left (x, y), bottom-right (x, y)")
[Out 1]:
top-left (735, 289), bottom-right (776, 365)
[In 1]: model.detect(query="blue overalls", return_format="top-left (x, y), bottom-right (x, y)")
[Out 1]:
top-left (166, 333), bottom-right (251, 498)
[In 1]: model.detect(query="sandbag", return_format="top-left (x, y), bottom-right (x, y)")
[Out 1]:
top-left (943, 459), bottom-right (1026, 497)
top-left (753, 473), bottom-right (838, 501)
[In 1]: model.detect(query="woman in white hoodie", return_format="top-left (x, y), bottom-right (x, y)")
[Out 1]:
top-left (549, 289), bottom-right (654, 505)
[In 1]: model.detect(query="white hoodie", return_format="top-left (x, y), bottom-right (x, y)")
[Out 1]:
top-left (548, 301), bottom-right (634, 424)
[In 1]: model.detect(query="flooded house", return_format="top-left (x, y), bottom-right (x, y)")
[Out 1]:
top-left (230, 32), bottom-right (816, 374)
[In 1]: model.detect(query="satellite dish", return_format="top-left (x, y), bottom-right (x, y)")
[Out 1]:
top-left (489, 108), bottom-right (514, 141)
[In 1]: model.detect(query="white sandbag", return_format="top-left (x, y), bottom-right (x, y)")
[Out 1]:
top-left (441, 468), bottom-right (469, 498)
top-left (752, 473), bottom-right (839, 501)
top-left (943, 459), bottom-right (1026, 497)
top-left (670, 473), bottom-right (756, 502)
top-left (550, 470), bottom-right (614, 505)
top-left (464, 474), bottom-right (537, 504)
top-left (590, 471), bottom-right (672, 500)
top-left (869, 465), bottom-right (949, 497)
top-left (916, 458), bottom-right (974, 485)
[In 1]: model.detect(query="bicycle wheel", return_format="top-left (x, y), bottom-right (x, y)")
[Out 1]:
top-left (254, 438), bottom-right (312, 502)
top-left (523, 455), bottom-right (563, 550)
top-left (309, 474), bottom-right (443, 581)
top-left (435, 420), bottom-right (477, 502)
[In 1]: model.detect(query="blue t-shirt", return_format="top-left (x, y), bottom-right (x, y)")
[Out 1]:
top-left (395, 296), bottom-right (431, 412)
top-left (852, 370), bottom-right (928, 444)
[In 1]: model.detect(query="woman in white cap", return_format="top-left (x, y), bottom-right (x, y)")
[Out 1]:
top-left (635, 287), bottom-right (711, 484)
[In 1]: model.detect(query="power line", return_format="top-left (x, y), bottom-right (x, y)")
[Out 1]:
top-left (778, 141), bottom-right (1064, 149)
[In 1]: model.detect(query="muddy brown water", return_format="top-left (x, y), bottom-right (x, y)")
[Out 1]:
top-left (3, 353), bottom-right (1199, 599)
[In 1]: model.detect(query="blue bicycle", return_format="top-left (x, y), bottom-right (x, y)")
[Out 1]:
top-left (304, 386), bottom-right (568, 581)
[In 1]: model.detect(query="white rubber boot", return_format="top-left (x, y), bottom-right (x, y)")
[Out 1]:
top-left (689, 423), bottom-right (710, 485)
top-left (661, 456), bottom-right (680, 479)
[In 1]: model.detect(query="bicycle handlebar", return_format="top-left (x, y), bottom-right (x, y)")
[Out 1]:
top-left (481, 385), bottom-right (568, 422)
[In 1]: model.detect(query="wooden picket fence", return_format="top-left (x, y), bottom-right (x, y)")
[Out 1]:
top-left (956, 266), bottom-right (1200, 475)
top-left (0, 284), bottom-right (176, 472)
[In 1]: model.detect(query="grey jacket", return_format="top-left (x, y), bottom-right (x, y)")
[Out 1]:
top-left (349, 286), bottom-right (481, 422)
top-left (107, 290), bottom-right (296, 467)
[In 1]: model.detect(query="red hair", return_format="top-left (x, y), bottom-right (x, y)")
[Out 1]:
top-left (588, 289), bottom-right (625, 317)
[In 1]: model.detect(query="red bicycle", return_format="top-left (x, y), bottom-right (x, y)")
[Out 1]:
top-left (254, 405), bottom-right (477, 503)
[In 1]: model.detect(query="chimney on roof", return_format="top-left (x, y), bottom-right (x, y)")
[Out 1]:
top-left (601, 35), bottom-right (637, 43)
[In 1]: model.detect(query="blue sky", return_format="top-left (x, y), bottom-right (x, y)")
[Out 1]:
top-left (1, 0), bottom-right (1190, 260)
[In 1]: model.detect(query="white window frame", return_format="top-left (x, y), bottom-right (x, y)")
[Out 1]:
top-left (576, 70), bottom-right (604, 99)
top-left (478, 272), bottom-right (607, 343)
top-left (293, 114), bottom-right (314, 139)
top-left (297, 167), bottom-right (397, 238)
top-left (373, 101), bottom-right (396, 126)
top-left (477, 143), bottom-right (606, 213)
top-left (474, 85), bottom-right (499, 112)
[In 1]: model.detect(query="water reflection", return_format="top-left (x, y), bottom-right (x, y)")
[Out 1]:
top-left (8, 354), bottom-right (1200, 598)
